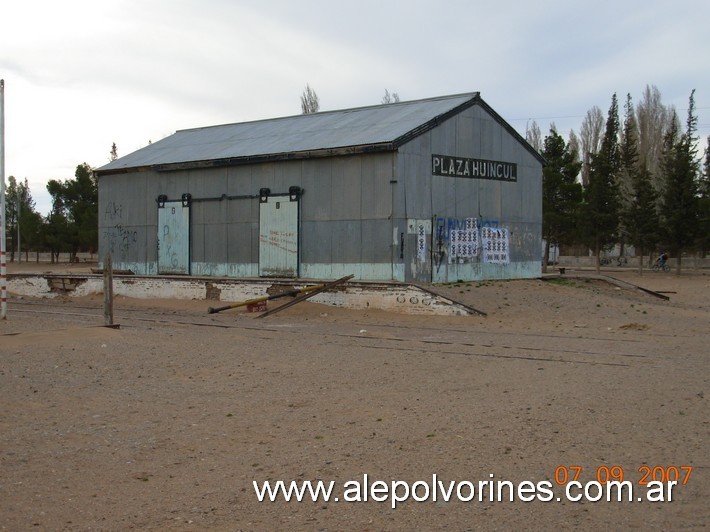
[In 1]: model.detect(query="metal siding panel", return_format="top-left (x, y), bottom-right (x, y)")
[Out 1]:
top-left (274, 160), bottom-right (302, 190)
top-left (227, 222), bottom-right (255, 263)
top-left (361, 219), bottom-right (391, 264)
top-left (332, 158), bottom-right (361, 220)
top-left (227, 194), bottom-right (256, 223)
top-left (300, 221), bottom-right (332, 263)
top-left (478, 117), bottom-right (496, 159)
top-left (191, 222), bottom-right (205, 263)
top-left (252, 163), bottom-right (276, 193)
top-left (359, 153), bottom-right (394, 220)
top-left (453, 179), bottom-right (479, 220)
top-left (456, 115), bottom-right (474, 154)
top-left (204, 200), bottom-right (227, 224)
top-left (501, 179), bottom-right (523, 222)
top-left (392, 157), bottom-right (406, 219)
top-left (500, 129), bottom-right (518, 163)
top-left (204, 222), bottom-right (228, 263)
top-left (398, 135), bottom-right (433, 219)
top-left (431, 175), bottom-right (458, 216)
top-left (301, 159), bottom-right (332, 221)
top-left (331, 220), bottom-right (362, 263)
top-left (159, 173), bottom-right (189, 201)
top-left (227, 166), bottom-right (254, 197)
top-left (430, 117), bottom-right (457, 156)
top-left (190, 199), bottom-right (205, 225)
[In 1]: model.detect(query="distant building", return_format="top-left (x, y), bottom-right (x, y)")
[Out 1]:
top-left (95, 92), bottom-right (544, 282)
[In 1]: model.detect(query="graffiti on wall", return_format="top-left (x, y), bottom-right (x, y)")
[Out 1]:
top-left (102, 203), bottom-right (138, 256)
top-left (104, 201), bottom-right (123, 220)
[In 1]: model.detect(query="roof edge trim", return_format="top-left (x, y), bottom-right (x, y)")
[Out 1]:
top-left (391, 92), bottom-right (481, 148)
top-left (95, 143), bottom-right (397, 176)
top-left (392, 93), bottom-right (546, 166)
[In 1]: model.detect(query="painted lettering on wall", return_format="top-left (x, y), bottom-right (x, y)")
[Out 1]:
top-left (104, 201), bottom-right (123, 220)
top-left (432, 155), bottom-right (517, 182)
top-left (260, 230), bottom-right (298, 255)
top-left (103, 223), bottom-right (138, 256)
top-left (102, 203), bottom-right (139, 257)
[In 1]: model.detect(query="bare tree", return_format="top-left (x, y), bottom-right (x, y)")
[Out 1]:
top-left (300, 84), bottom-right (320, 114)
top-left (525, 120), bottom-right (542, 153)
top-left (109, 142), bottom-right (118, 162)
top-left (382, 89), bottom-right (400, 104)
top-left (579, 106), bottom-right (605, 187)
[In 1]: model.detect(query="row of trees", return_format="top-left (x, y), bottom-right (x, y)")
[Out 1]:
top-left (300, 84), bottom-right (400, 114)
top-left (3, 162), bottom-right (99, 262)
top-left (538, 86), bottom-right (709, 274)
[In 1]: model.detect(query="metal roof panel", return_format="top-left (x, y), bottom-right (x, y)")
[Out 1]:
top-left (97, 93), bottom-right (480, 172)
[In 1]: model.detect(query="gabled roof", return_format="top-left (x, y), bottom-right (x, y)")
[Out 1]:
top-left (96, 92), bottom-right (543, 175)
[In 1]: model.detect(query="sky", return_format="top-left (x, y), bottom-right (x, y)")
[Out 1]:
top-left (1, 0), bottom-right (709, 215)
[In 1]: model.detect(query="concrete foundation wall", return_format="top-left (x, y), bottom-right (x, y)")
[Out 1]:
top-left (7, 274), bottom-right (479, 317)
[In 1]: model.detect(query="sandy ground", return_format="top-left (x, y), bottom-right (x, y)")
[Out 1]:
top-left (0, 265), bottom-right (708, 530)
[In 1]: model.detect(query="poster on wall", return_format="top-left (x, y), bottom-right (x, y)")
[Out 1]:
top-left (417, 223), bottom-right (427, 263)
top-left (481, 226), bottom-right (510, 264)
top-left (448, 218), bottom-right (479, 263)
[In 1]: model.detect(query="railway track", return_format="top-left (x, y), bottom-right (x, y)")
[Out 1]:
top-left (3, 298), bottom-right (670, 369)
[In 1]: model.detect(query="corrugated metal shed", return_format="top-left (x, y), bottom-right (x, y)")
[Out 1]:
top-left (97, 92), bottom-right (542, 174)
top-left (97, 90), bottom-right (544, 283)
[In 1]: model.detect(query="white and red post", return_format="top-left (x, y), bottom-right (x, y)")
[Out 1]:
top-left (1, 79), bottom-right (7, 319)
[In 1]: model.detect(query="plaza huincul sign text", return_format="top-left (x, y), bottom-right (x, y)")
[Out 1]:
top-left (432, 155), bottom-right (517, 182)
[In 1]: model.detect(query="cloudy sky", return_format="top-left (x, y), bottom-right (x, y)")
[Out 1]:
top-left (2, 0), bottom-right (709, 215)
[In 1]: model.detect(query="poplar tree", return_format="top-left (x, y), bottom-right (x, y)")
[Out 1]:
top-left (579, 106), bottom-right (605, 187)
top-left (583, 94), bottom-right (621, 273)
top-left (300, 84), bottom-right (320, 114)
top-left (381, 89), bottom-right (400, 104)
top-left (636, 85), bottom-right (672, 192)
top-left (541, 129), bottom-right (582, 271)
top-left (660, 90), bottom-right (700, 274)
top-left (525, 120), bottom-right (543, 153)
top-left (619, 94), bottom-right (659, 272)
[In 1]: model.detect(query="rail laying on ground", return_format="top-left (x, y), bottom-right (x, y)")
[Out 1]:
top-left (542, 272), bottom-right (670, 301)
top-left (6, 273), bottom-right (485, 317)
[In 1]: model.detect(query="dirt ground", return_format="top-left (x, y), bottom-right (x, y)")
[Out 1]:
top-left (0, 265), bottom-right (708, 530)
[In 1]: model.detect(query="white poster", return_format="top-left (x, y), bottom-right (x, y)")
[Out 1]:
top-left (449, 218), bottom-right (479, 263)
top-left (417, 223), bottom-right (427, 262)
top-left (481, 226), bottom-right (510, 264)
